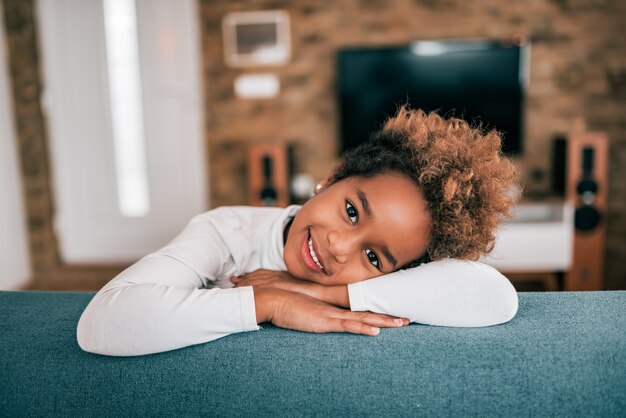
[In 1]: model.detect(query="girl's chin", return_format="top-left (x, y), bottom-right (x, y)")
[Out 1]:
top-left (288, 268), bottom-right (315, 283)
top-left (285, 265), bottom-right (321, 284)
top-left (298, 272), bottom-right (326, 285)
top-left (284, 257), bottom-right (309, 281)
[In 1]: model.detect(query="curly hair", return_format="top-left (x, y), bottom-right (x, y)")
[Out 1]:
top-left (330, 107), bottom-right (518, 268)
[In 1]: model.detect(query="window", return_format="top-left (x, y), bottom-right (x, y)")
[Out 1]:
top-left (102, 0), bottom-right (150, 217)
top-left (36, 0), bottom-right (207, 263)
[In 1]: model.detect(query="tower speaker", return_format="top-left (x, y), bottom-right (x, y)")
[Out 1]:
top-left (556, 132), bottom-right (609, 290)
top-left (247, 144), bottom-right (290, 207)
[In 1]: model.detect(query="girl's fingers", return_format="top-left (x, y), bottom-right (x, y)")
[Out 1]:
top-left (327, 314), bottom-right (405, 337)
top-left (334, 319), bottom-right (381, 336)
top-left (346, 312), bottom-right (408, 328)
top-left (372, 313), bottom-right (410, 326)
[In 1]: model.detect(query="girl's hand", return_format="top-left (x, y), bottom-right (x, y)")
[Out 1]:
top-left (254, 288), bottom-right (409, 336)
top-left (231, 269), bottom-right (323, 300)
top-left (231, 269), bottom-right (350, 308)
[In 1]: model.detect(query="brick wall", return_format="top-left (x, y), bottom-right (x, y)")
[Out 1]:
top-left (3, 0), bottom-right (625, 289)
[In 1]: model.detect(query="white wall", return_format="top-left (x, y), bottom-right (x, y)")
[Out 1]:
top-left (0, 3), bottom-right (32, 290)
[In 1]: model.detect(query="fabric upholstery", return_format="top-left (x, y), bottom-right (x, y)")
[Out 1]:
top-left (1, 290), bottom-right (624, 416)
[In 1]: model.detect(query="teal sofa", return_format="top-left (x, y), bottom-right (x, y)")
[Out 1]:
top-left (1, 290), bottom-right (625, 416)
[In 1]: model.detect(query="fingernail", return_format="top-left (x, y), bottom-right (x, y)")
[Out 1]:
top-left (394, 319), bottom-right (403, 326)
top-left (371, 327), bottom-right (380, 335)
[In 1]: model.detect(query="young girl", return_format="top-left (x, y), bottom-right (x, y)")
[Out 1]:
top-left (77, 107), bottom-right (519, 356)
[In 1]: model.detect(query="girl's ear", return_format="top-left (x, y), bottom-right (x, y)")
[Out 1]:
top-left (314, 177), bottom-right (332, 195)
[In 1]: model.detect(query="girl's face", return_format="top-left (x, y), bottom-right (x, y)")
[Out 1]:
top-left (283, 173), bottom-right (431, 285)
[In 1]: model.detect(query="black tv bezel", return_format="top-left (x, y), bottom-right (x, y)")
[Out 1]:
top-left (336, 39), bottom-right (530, 156)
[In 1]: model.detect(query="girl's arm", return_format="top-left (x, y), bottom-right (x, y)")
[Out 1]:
top-left (345, 259), bottom-right (518, 327)
top-left (76, 216), bottom-right (261, 356)
top-left (232, 260), bottom-right (518, 327)
top-left (77, 214), bottom-right (406, 356)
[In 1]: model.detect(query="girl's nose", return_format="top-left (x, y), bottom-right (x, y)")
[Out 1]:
top-left (327, 229), bottom-right (359, 264)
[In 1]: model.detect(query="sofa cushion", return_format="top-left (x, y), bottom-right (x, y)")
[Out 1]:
top-left (1, 290), bottom-right (624, 416)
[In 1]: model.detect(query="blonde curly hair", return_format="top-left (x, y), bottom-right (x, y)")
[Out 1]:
top-left (330, 107), bottom-right (518, 266)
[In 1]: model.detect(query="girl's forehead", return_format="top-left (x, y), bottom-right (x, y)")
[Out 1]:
top-left (340, 174), bottom-right (423, 197)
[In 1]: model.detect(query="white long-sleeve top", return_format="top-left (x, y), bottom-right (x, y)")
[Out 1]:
top-left (77, 205), bottom-right (518, 356)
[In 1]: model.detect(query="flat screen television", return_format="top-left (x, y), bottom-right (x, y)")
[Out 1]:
top-left (337, 39), bottom-right (529, 155)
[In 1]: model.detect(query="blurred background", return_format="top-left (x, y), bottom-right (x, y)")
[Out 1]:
top-left (1, 0), bottom-right (625, 291)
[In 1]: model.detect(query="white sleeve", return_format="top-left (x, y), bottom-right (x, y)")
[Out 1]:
top-left (347, 259), bottom-right (518, 327)
top-left (76, 215), bottom-right (260, 357)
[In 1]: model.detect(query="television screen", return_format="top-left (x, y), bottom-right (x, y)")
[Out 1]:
top-left (337, 40), bottom-right (528, 155)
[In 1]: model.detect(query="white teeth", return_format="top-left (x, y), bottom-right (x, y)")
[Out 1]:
top-left (308, 237), bottom-right (325, 271)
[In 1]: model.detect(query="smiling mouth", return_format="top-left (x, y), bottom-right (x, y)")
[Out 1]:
top-left (303, 229), bottom-right (326, 274)
top-left (308, 236), bottom-right (325, 272)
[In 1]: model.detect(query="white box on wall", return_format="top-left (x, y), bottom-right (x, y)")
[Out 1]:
top-left (234, 74), bottom-right (280, 98)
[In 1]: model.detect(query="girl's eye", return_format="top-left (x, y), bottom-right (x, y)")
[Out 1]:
top-left (365, 249), bottom-right (380, 269)
top-left (346, 201), bottom-right (358, 224)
